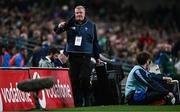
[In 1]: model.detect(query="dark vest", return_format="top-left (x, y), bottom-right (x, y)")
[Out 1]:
top-left (66, 19), bottom-right (95, 54)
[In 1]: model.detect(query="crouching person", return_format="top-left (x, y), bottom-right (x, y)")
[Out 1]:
top-left (125, 52), bottom-right (175, 105)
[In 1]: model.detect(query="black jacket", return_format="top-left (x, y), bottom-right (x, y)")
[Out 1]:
top-left (54, 17), bottom-right (100, 59)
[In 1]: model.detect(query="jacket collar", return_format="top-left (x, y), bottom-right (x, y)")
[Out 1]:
top-left (46, 56), bottom-right (51, 62)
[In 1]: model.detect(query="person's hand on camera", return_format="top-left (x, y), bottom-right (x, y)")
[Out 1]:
top-left (58, 54), bottom-right (68, 64)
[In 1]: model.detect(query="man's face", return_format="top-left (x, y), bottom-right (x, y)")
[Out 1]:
top-left (164, 44), bottom-right (172, 52)
top-left (22, 49), bottom-right (28, 58)
top-left (53, 53), bottom-right (59, 60)
top-left (75, 6), bottom-right (85, 21)
top-left (146, 60), bottom-right (152, 71)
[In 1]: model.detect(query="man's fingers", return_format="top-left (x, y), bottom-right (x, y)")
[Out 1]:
top-left (58, 22), bottom-right (66, 28)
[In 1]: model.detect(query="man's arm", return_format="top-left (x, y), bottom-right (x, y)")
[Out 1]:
top-left (54, 15), bottom-right (75, 34)
top-left (54, 22), bottom-right (66, 34)
top-left (15, 56), bottom-right (24, 67)
top-left (134, 69), bottom-right (169, 94)
top-left (134, 69), bottom-right (152, 86)
top-left (149, 72), bottom-right (173, 83)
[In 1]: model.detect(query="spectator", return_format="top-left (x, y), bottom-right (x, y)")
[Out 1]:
top-left (1, 45), bottom-right (12, 67)
top-left (42, 34), bottom-right (55, 48)
top-left (0, 43), bottom-right (3, 66)
top-left (154, 43), bottom-right (176, 78)
top-left (38, 47), bottom-right (60, 68)
top-left (10, 47), bottom-right (28, 67)
top-left (31, 43), bottom-right (49, 67)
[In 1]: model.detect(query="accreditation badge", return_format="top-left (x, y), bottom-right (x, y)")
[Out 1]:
top-left (74, 36), bottom-right (82, 46)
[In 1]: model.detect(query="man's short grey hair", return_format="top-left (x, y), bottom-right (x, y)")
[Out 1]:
top-left (75, 5), bottom-right (85, 10)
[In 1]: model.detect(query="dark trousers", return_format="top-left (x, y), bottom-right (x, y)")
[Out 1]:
top-left (69, 55), bottom-right (92, 107)
top-left (126, 90), bottom-right (168, 105)
top-left (126, 79), bottom-right (171, 105)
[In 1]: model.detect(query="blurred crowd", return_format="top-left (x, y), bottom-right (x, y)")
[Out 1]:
top-left (0, 0), bottom-right (179, 75)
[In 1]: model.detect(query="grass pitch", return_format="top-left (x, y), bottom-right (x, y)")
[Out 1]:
top-left (47, 105), bottom-right (180, 112)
